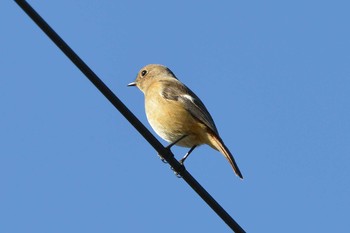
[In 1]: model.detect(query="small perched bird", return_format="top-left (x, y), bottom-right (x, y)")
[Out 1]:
top-left (128, 64), bottom-right (243, 179)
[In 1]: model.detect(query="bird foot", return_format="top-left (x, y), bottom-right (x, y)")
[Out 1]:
top-left (171, 166), bottom-right (183, 178)
top-left (157, 154), bottom-right (168, 164)
top-left (179, 158), bottom-right (185, 166)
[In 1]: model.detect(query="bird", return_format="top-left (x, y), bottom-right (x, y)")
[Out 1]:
top-left (128, 64), bottom-right (243, 179)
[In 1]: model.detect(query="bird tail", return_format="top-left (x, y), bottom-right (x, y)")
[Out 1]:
top-left (208, 133), bottom-right (243, 179)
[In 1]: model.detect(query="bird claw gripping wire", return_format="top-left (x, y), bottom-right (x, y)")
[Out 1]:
top-left (158, 153), bottom-right (182, 178)
top-left (157, 153), bottom-right (168, 164)
top-left (171, 166), bottom-right (183, 178)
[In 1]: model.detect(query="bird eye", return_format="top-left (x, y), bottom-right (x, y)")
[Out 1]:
top-left (141, 70), bottom-right (147, 77)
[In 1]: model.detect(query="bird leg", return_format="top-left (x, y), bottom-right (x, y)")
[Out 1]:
top-left (166, 135), bottom-right (188, 149)
top-left (158, 135), bottom-right (197, 179)
top-left (179, 145), bottom-right (197, 165)
top-left (171, 145), bottom-right (197, 178)
top-left (158, 135), bottom-right (188, 163)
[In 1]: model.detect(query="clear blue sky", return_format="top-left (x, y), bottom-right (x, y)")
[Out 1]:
top-left (1, 1), bottom-right (349, 232)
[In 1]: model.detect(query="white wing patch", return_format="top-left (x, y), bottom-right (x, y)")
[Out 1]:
top-left (182, 94), bottom-right (195, 103)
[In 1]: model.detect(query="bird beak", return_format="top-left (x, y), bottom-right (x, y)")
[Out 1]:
top-left (127, 82), bottom-right (136, 87)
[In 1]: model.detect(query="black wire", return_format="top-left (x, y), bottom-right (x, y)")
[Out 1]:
top-left (14, 1), bottom-right (246, 232)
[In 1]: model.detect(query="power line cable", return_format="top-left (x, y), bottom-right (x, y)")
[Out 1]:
top-left (14, 1), bottom-right (246, 232)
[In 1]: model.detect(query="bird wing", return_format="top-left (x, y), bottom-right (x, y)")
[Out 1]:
top-left (160, 80), bottom-right (219, 134)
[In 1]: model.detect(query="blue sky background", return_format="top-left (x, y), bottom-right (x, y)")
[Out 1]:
top-left (1, 1), bottom-right (349, 232)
